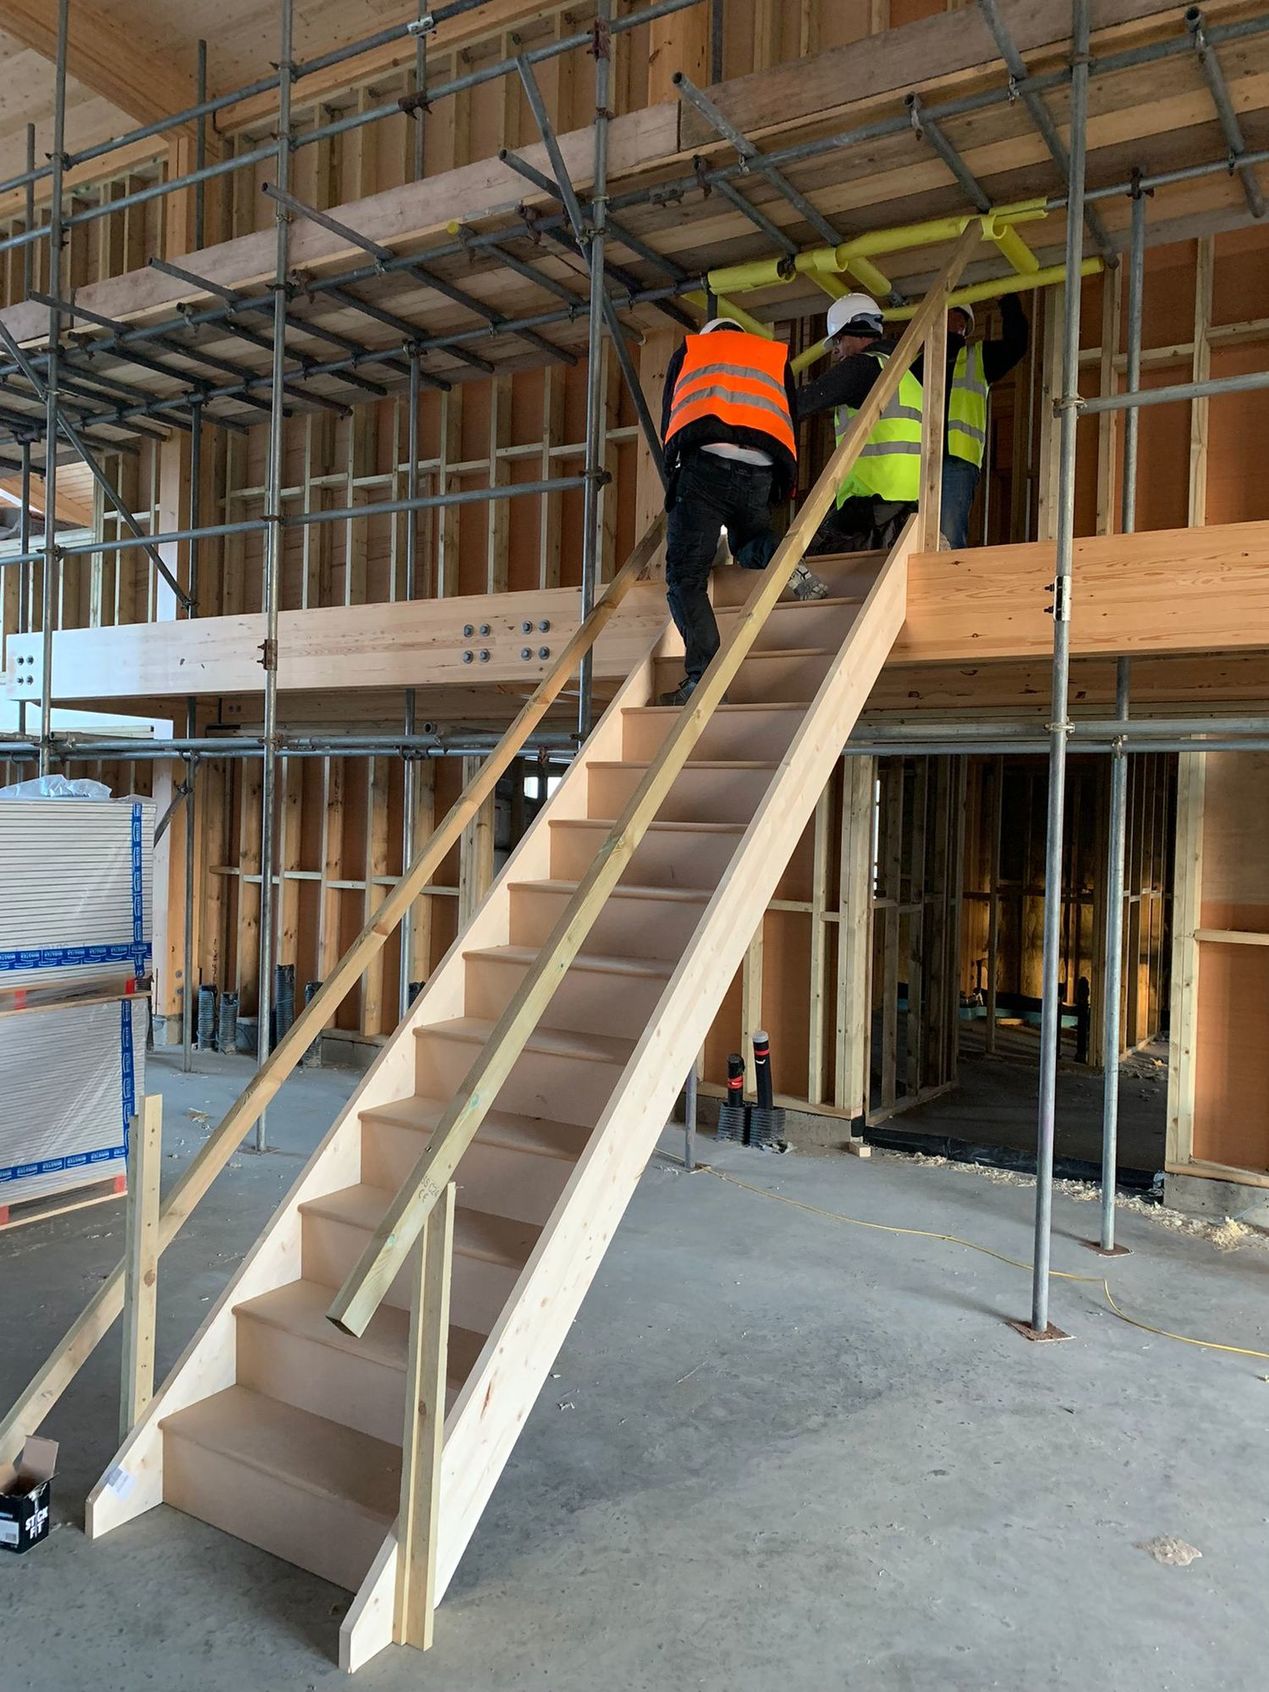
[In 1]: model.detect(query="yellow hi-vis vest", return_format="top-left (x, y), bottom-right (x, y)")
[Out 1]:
top-left (947, 342), bottom-right (988, 468)
top-left (833, 353), bottom-right (924, 505)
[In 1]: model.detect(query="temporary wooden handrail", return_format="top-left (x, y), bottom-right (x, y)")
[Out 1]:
top-left (326, 222), bottom-right (982, 1339)
top-left (0, 512), bottom-right (665, 1467)
top-left (393, 1181), bottom-right (456, 1653)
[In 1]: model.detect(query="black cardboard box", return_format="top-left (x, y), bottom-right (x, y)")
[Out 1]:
top-left (0, 1436), bottom-right (57, 1554)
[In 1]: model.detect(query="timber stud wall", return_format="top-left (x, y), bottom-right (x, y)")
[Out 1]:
top-left (3, 2), bottom-right (1269, 1092)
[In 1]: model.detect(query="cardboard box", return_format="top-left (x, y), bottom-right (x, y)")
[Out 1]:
top-left (0, 1436), bottom-right (57, 1554)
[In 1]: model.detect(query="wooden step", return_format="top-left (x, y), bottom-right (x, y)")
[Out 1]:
top-left (713, 594), bottom-right (863, 647)
top-left (587, 759), bottom-right (776, 824)
top-left (621, 701), bottom-right (804, 763)
top-left (708, 552), bottom-right (885, 607)
top-left (235, 1278), bottom-right (485, 1446)
top-left (163, 1385), bottom-right (399, 1593)
top-left (301, 1183), bottom-right (540, 1331)
top-left (652, 647), bottom-right (836, 706)
top-left (360, 1095), bottom-right (584, 1226)
top-left (463, 944), bottom-right (673, 1040)
top-left (413, 1015), bottom-right (633, 1129)
top-left (508, 877), bottom-right (709, 961)
top-left (549, 816), bottom-right (744, 889)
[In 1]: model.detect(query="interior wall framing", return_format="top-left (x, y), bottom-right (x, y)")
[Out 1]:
top-left (3, 0), bottom-right (1269, 1089)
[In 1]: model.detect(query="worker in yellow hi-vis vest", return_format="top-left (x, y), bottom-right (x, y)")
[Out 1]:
top-left (796, 292), bottom-right (924, 555)
top-left (940, 294), bottom-right (1029, 548)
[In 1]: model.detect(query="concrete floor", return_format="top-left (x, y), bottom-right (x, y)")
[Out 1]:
top-left (3, 1051), bottom-right (1267, 1692)
top-left (896, 1032), bottom-right (1170, 1173)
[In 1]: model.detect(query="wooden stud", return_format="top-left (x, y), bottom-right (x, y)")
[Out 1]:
top-left (806, 784), bottom-right (831, 1106)
top-left (1095, 263), bottom-right (1121, 535)
top-left (394, 1181), bottom-right (455, 1653)
top-left (835, 754), bottom-right (874, 1121)
top-left (458, 755), bottom-right (496, 928)
top-left (119, 1094), bottom-right (162, 1442)
top-left (1188, 236), bottom-right (1213, 528)
top-left (920, 315), bottom-right (948, 552)
top-left (1166, 752), bottom-right (1206, 1169)
top-left (741, 923), bottom-right (765, 1097)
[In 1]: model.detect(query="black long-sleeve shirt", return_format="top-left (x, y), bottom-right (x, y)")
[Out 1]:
top-left (794, 295), bottom-right (1030, 423)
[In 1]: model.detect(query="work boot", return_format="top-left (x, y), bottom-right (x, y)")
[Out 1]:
top-left (788, 561), bottom-right (829, 601)
top-left (657, 677), bottom-right (697, 707)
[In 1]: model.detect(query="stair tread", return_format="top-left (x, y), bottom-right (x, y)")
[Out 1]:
top-left (301, 1182), bottom-right (542, 1267)
top-left (715, 595), bottom-right (863, 612)
top-left (163, 1384), bottom-right (400, 1524)
top-left (512, 877), bottom-right (710, 904)
top-left (362, 1091), bottom-right (591, 1159)
top-left (589, 759), bottom-right (778, 771)
top-left (556, 817), bottom-right (745, 835)
top-left (236, 1278), bottom-right (487, 1383)
top-left (464, 943), bottom-right (674, 981)
top-left (420, 1014), bottom-right (635, 1065)
top-left (630, 701), bottom-right (805, 717)
top-left (655, 646), bottom-right (835, 660)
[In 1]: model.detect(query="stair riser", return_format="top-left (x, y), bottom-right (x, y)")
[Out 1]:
top-left (413, 1028), bottom-right (626, 1127)
top-left (509, 883), bottom-right (703, 961)
top-left (549, 821), bottom-right (739, 889)
top-left (588, 763), bottom-right (772, 824)
top-left (715, 598), bottom-right (861, 647)
top-left (652, 650), bottom-right (835, 705)
top-left (621, 705), bottom-right (800, 763)
top-left (236, 1316), bottom-right (412, 1449)
top-left (362, 1117), bottom-right (572, 1227)
top-left (463, 952), bottom-right (667, 1041)
top-left (164, 1429), bottom-right (388, 1593)
top-left (710, 557), bottom-right (882, 608)
top-left (302, 1211), bottom-right (519, 1331)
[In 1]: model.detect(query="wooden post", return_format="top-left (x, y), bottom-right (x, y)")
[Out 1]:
top-left (836, 755), bottom-right (875, 1122)
top-left (120, 1094), bottom-right (162, 1442)
top-left (1165, 754), bottom-right (1206, 1170)
top-left (920, 310), bottom-right (948, 552)
top-left (394, 1181), bottom-right (455, 1653)
top-left (1188, 236), bottom-right (1213, 527)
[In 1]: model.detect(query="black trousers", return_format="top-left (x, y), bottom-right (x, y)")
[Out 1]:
top-left (665, 453), bottom-right (775, 684)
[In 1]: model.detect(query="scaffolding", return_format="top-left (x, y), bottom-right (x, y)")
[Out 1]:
top-left (2, 0), bottom-right (1269, 1321)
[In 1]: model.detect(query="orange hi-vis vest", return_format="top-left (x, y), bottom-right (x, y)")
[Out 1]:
top-left (664, 331), bottom-right (798, 462)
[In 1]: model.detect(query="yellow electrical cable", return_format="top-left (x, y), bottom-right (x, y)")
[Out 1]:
top-left (700, 1164), bottom-right (1269, 1363)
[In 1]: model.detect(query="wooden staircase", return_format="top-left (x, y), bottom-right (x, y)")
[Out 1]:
top-left (82, 536), bottom-right (908, 1667)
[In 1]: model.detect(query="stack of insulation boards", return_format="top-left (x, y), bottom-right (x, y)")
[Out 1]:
top-left (0, 797), bottom-right (153, 1219)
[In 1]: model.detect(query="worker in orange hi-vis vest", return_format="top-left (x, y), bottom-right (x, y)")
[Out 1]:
top-left (657, 318), bottom-right (827, 707)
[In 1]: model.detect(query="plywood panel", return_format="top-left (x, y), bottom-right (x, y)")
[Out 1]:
top-left (1197, 750), bottom-right (1269, 934)
top-left (1192, 942), bottom-right (1269, 1172)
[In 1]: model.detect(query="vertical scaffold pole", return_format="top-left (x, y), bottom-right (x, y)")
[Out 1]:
top-left (1095, 181), bottom-right (1146, 1255)
top-left (1026, 0), bottom-right (1090, 1339)
top-left (182, 400), bottom-right (204, 1075)
top-left (39, 0), bottom-right (71, 780)
top-left (255, 0), bottom-right (294, 1152)
top-left (401, 349), bottom-right (422, 1020)
top-left (577, 0), bottom-right (613, 741)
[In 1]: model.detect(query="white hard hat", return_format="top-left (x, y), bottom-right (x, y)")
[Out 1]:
top-left (701, 316), bottom-right (745, 334)
top-left (825, 292), bottom-right (883, 340)
top-left (949, 301), bottom-right (976, 332)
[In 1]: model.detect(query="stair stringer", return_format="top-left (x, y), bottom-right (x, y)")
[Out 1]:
top-left (339, 533), bottom-right (911, 1673)
top-left (85, 624), bottom-right (668, 1545)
